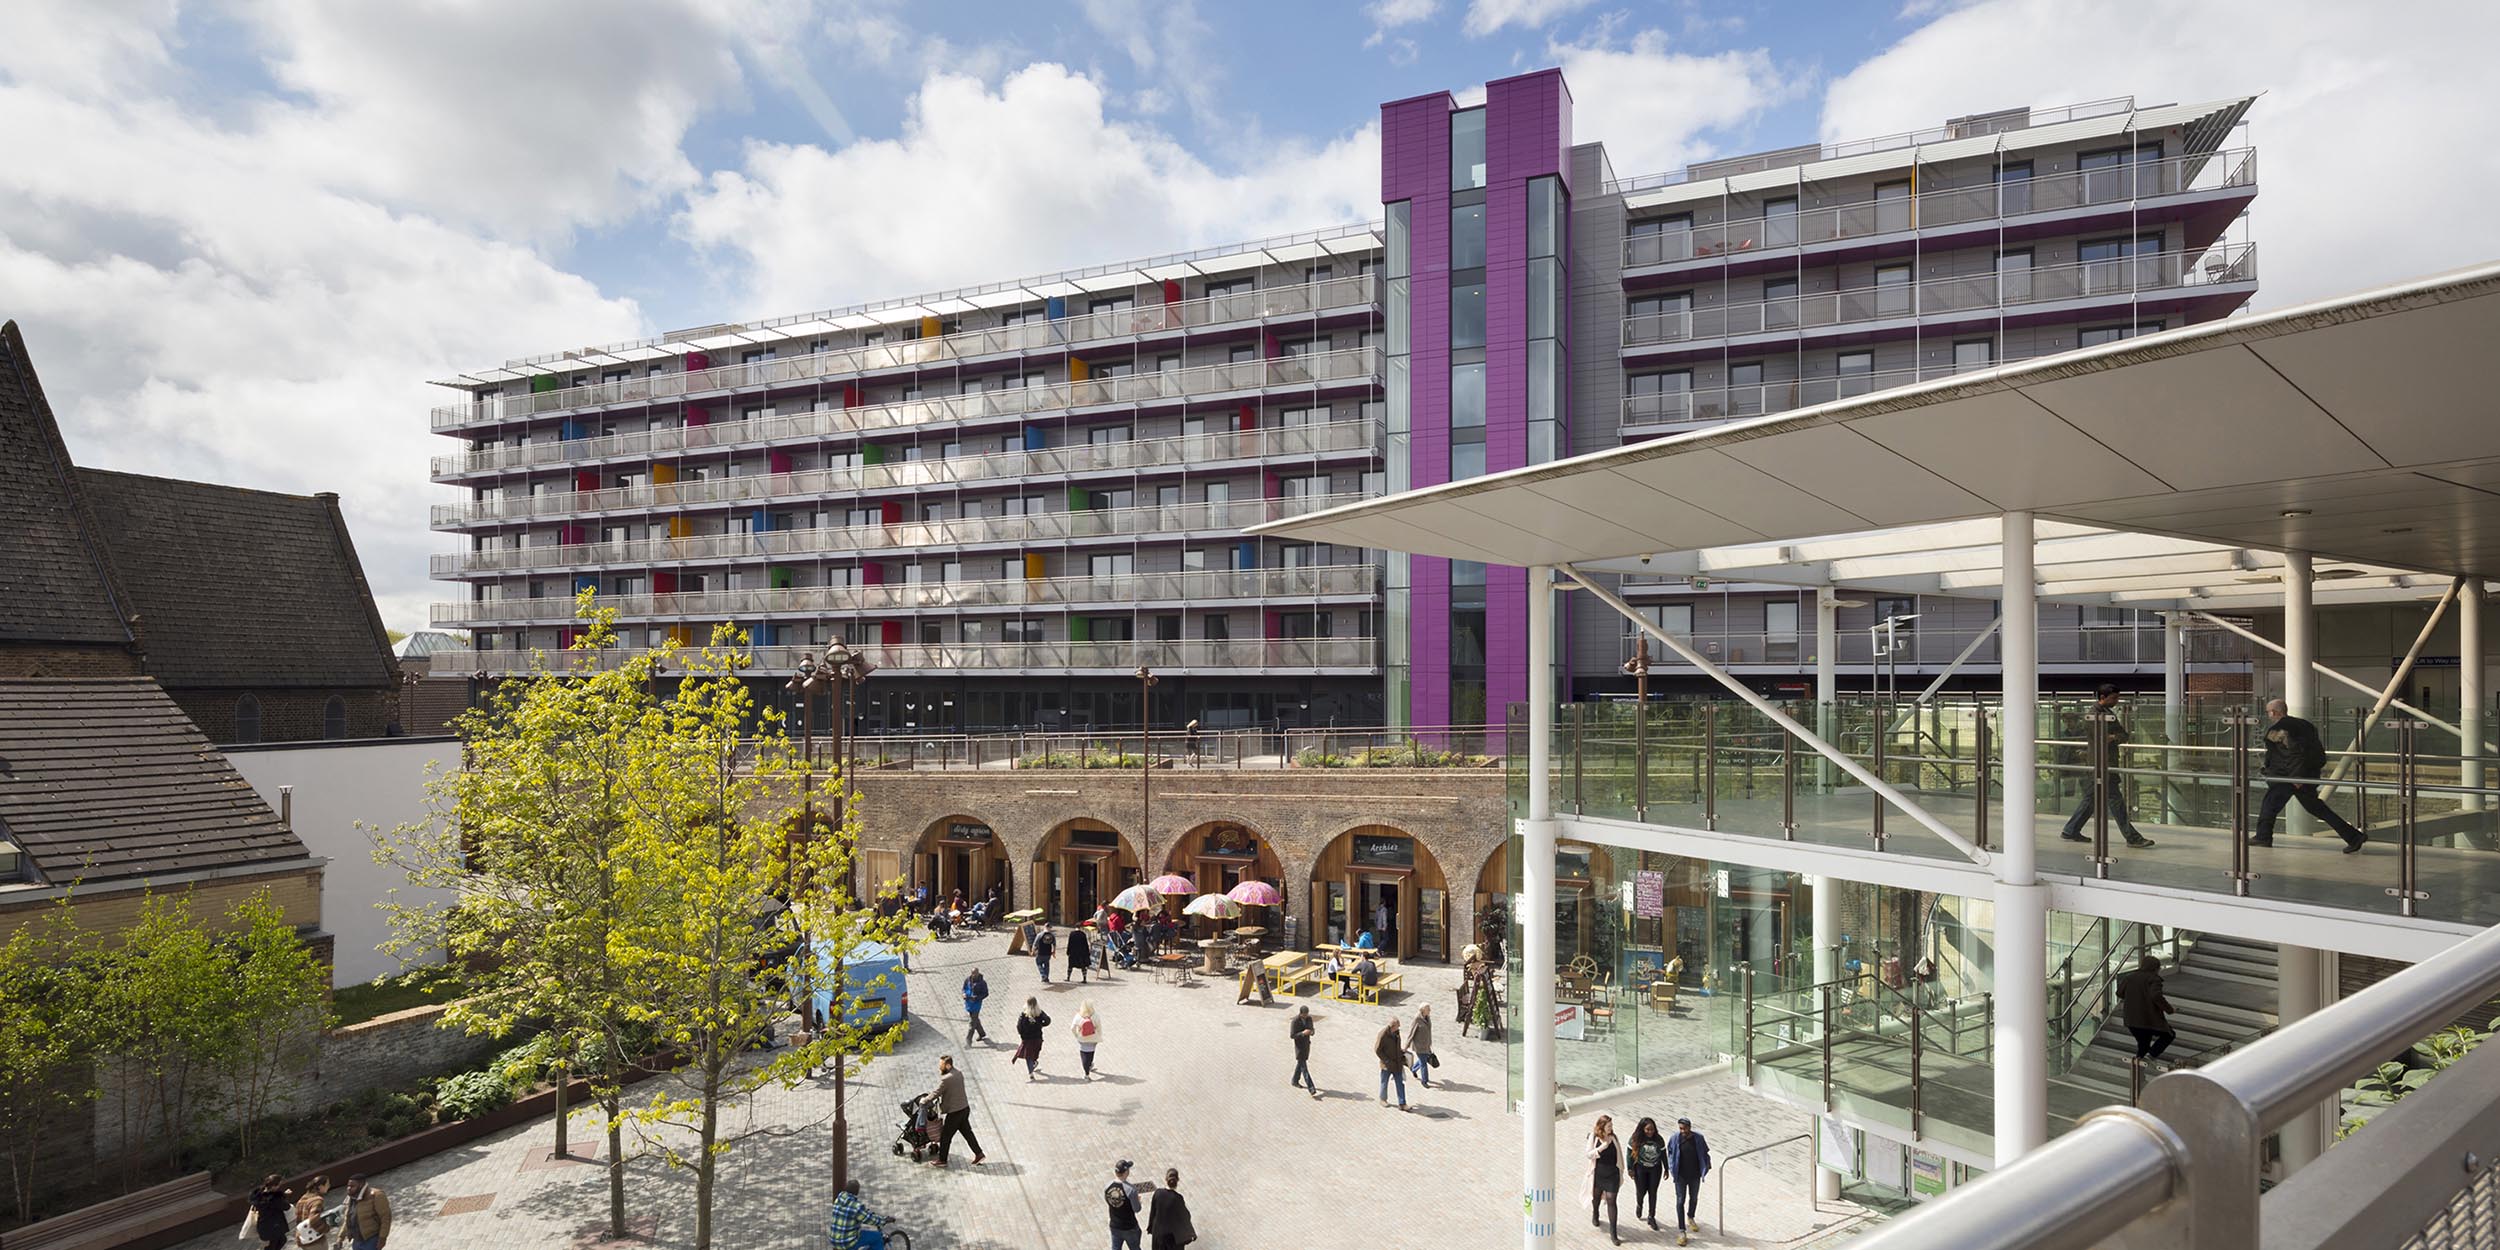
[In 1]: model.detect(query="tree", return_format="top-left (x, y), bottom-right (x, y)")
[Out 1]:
top-left (0, 910), bottom-right (101, 1222)
top-left (97, 894), bottom-right (239, 1177)
top-left (376, 591), bottom-right (649, 1240)
top-left (223, 893), bottom-right (332, 1160)
top-left (611, 627), bottom-right (915, 1250)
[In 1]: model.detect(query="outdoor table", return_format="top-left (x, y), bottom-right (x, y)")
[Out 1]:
top-left (1261, 950), bottom-right (1308, 995)
top-left (1233, 926), bottom-right (1269, 938)
top-left (1196, 938), bottom-right (1230, 976)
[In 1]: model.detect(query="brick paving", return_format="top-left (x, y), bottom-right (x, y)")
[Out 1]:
top-left (177, 930), bottom-right (1860, 1249)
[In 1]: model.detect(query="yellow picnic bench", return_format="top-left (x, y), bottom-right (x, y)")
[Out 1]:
top-left (1265, 951), bottom-right (1318, 997)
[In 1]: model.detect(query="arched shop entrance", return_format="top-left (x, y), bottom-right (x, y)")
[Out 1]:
top-left (1031, 819), bottom-right (1140, 926)
top-left (1474, 842), bottom-right (1620, 964)
top-left (912, 816), bottom-right (1011, 912)
top-left (1309, 825), bottom-right (1449, 962)
top-left (1164, 821), bottom-right (1285, 939)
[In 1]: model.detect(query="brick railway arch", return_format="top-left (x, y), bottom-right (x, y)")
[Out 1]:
top-left (1471, 841), bottom-right (1621, 963)
top-left (1308, 822), bottom-right (1450, 962)
top-left (1162, 818), bottom-right (1286, 938)
top-left (1029, 817), bottom-right (1140, 926)
top-left (906, 814), bottom-right (1015, 913)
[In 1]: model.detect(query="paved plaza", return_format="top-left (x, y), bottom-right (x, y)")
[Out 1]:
top-left (180, 931), bottom-right (1865, 1249)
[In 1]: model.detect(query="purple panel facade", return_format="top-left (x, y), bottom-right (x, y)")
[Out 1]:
top-left (1382, 92), bottom-right (1456, 728)
top-left (1481, 70), bottom-right (1569, 722)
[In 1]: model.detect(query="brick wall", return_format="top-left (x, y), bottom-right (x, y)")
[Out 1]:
top-left (172, 684), bottom-right (400, 745)
top-left (853, 765), bottom-right (1512, 959)
top-left (0, 642), bottom-right (143, 677)
top-left (0, 866), bottom-right (324, 945)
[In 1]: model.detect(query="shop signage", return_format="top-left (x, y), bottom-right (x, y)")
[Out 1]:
top-left (1819, 1117), bottom-right (1856, 1175)
top-left (1911, 1151), bottom-right (1947, 1197)
top-left (1351, 834), bottom-right (1414, 867)
top-left (1714, 869), bottom-right (1730, 899)
top-left (1554, 1003), bottom-right (1585, 1041)
top-left (944, 822), bottom-right (993, 842)
top-left (1634, 869), bottom-right (1665, 918)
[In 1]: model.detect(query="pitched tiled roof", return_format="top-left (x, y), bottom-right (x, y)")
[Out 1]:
top-left (75, 470), bottom-right (400, 690)
top-left (0, 322), bottom-right (136, 646)
top-left (0, 677), bottom-right (307, 886)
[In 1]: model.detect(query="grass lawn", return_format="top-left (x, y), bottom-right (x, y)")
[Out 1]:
top-left (331, 966), bottom-right (461, 1026)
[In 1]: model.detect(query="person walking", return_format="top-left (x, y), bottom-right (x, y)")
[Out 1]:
top-left (2059, 684), bottom-right (2158, 849)
top-left (1374, 1016), bottom-right (1410, 1110)
top-left (1628, 1118), bottom-right (1667, 1231)
top-left (1586, 1114), bottom-right (1624, 1246)
top-left (1289, 1004), bottom-right (1319, 1097)
top-left (962, 968), bottom-right (992, 1044)
top-left (246, 1174), bottom-right (294, 1250)
top-left (1034, 925), bottom-right (1058, 983)
top-left (1066, 925), bottom-right (1093, 984)
top-left (337, 1174), bottom-right (390, 1250)
top-left (2255, 697), bottom-right (2369, 852)
top-left (289, 1176), bottom-right (332, 1249)
top-left (2116, 953), bottom-right (2178, 1067)
top-left (1406, 1004), bottom-right (1438, 1090)
top-left (1105, 1160), bottom-right (1144, 1250)
top-left (1013, 997), bottom-right (1053, 1080)
top-left (1072, 1001), bottom-right (1103, 1080)
top-left (931, 1055), bottom-right (986, 1166)
top-left (1667, 1116), bottom-right (1711, 1243)
top-left (1145, 1169), bottom-right (1196, 1250)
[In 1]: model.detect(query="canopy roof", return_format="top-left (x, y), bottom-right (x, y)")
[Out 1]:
top-left (1253, 260), bottom-right (2500, 599)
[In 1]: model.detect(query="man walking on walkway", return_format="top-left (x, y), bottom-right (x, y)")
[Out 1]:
top-left (1289, 1005), bottom-right (1319, 1097)
top-left (1406, 1004), bottom-right (1437, 1090)
top-left (2116, 954), bottom-right (2177, 1067)
top-left (1667, 1118), bottom-right (1711, 1244)
top-left (932, 1055), bottom-right (986, 1166)
top-left (338, 1174), bottom-right (390, 1250)
top-left (1374, 1016), bottom-right (1409, 1110)
top-left (962, 968), bottom-right (991, 1044)
top-left (2254, 698), bottom-right (2369, 852)
top-left (2060, 684), bottom-right (2158, 849)
top-left (1105, 1159), bottom-right (1144, 1250)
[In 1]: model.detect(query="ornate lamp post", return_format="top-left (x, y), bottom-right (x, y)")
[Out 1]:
top-left (786, 640), bottom-right (876, 1197)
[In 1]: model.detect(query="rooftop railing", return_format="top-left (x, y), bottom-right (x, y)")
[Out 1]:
top-left (1606, 98), bottom-right (2141, 196)
top-left (432, 420), bottom-right (1381, 528)
top-left (434, 274), bottom-right (1380, 432)
top-left (432, 490), bottom-right (1368, 578)
top-left (1622, 147), bottom-right (2254, 268)
top-left (1623, 242), bottom-right (2257, 347)
top-left (467, 636), bottom-right (1378, 676)
top-left (432, 563), bottom-right (1382, 627)
top-left (1588, 625), bottom-right (2251, 669)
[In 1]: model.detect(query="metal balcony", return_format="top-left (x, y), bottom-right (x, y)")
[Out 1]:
top-left (430, 274), bottom-right (1381, 432)
top-left (1622, 147), bottom-right (2255, 268)
top-left (1623, 243), bottom-right (2257, 348)
top-left (432, 490), bottom-right (1369, 578)
top-left (466, 636), bottom-right (1380, 675)
top-left (431, 420), bottom-right (1381, 529)
top-left (432, 563), bottom-right (1382, 626)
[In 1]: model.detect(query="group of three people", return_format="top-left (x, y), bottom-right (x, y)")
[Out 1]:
top-left (1587, 1114), bottom-right (1711, 1246)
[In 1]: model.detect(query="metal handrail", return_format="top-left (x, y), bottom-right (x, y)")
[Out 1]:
top-left (1716, 1132), bottom-right (1818, 1234)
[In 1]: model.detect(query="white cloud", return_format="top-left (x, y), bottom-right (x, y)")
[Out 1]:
top-left (676, 64), bottom-right (1378, 313)
top-left (1551, 29), bottom-right (1797, 178)
top-left (0, 2), bottom-right (657, 632)
top-left (1364, 0), bottom-right (1440, 47)
top-left (1463, 0), bottom-right (1598, 37)
top-left (1825, 0), bottom-right (2500, 308)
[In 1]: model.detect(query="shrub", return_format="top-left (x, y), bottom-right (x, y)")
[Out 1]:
top-left (434, 1069), bottom-right (514, 1120)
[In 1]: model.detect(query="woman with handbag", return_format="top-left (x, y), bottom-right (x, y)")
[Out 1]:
top-left (1071, 1002), bottom-right (1103, 1080)
top-left (289, 1176), bottom-right (332, 1248)
top-left (243, 1175), bottom-right (293, 1250)
top-left (1145, 1168), bottom-right (1196, 1248)
top-left (1012, 998), bottom-right (1052, 1080)
top-left (1586, 1114), bottom-right (1625, 1246)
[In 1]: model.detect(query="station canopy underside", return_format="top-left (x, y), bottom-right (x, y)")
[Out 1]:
top-left (1253, 260), bottom-right (2500, 609)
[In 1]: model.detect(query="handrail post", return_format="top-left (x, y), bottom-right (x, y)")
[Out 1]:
top-left (1633, 700), bottom-right (1650, 822)
top-left (1704, 702), bottom-right (1720, 830)
top-left (1571, 704), bottom-right (1587, 816)
top-left (2091, 704), bottom-right (2112, 879)
top-left (2395, 720), bottom-right (2425, 917)
top-left (1872, 697), bottom-right (1889, 851)
top-left (2230, 713), bottom-right (2253, 895)
top-left (1821, 982), bottom-right (1836, 1111)
top-left (1974, 708), bottom-right (1992, 852)
top-left (1910, 987), bottom-right (1924, 1138)
top-left (1781, 716), bottom-right (1799, 840)
top-left (1742, 962), bottom-right (1757, 1084)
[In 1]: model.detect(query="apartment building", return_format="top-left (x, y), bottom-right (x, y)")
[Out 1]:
top-left (428, 69), bottom-right (2259, 728)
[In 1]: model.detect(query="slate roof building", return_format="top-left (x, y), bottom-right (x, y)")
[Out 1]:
top-left (0, 320), bottom-right (402, 742)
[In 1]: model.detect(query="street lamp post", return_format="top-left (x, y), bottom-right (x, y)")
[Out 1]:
top-left (1137, 666), bottom-right (1158, 878)
top-left (1624, 637), bottom-right (1651, 821)
top-left (787, 641), bottom-right (875, 1198)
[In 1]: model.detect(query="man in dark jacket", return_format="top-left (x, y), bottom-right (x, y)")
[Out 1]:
top-left (1666, 1118), bottom-right (1711, 1239)
top-left (2115, 954), bottom-right (2176, 1064)
top-left (2255, 698), bottom-right (2368, 852)
top-left (931, 1055), bottom-right (985, 1166)
top-left (1289, 1006), bottom-right (1319, 1097)
top-left (1374, 1017), bottom-right (1409, 1110)
top-left (2059, 684), bottom-right (2157, 849)
top-left (962, 968), bottom-right (991, 1044)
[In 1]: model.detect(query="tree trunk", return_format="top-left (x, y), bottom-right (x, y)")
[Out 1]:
top-left (694, 1068), bottom-right (720, 1249)
top-left (552, 1062), bottom-right (569, 1157)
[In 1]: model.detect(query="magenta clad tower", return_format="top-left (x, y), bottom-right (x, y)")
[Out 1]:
top-left (1380, 71), bottom-right (1574, 729)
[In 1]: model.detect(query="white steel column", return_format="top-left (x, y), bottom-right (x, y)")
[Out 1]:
top-left (2277, 550), bottom-right (2328, 1171)
top-left (2164, 614), bottom-right (2186, 822)
top-left (2464, 580), bottom-right (2485, 820)
top-left (1818, 588), bottom-right (1840, 790)
top-left (1994, 511), bottom-right (2048, 1164)
top-left (1813, 588), bottom-right (1845, 1200)
top-left (1812, 876), bottom-right (1844, 1201)
top-left (1523, 565), bottom-right (1559, 1247)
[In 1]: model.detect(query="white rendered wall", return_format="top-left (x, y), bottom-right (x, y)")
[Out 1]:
top-left (226, 738), bottom-right (459, 987)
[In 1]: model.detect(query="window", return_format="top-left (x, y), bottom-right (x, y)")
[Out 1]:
top-left (320, 695), bottom-right (351, 739)
top-left (1449, 202), bottom-right (1487, 269)
top-left (1527, 177), bottom-right (1562, 260)
top-left (1874, 596), bottom-right (1917, 632)
top-left (1451, 363), bottom-right (1486, 428)
top-left (920, 620), bottom-right (942, 645)
top-left (234, 694), bottom-right (262, 745)
top-left (1005, 618), bottom-right (1044, 643)
top-left (2080, 233), bottom-right (2164, 293)
top-left (1228, 344), bottom-right (1259, 364)
top-left (2079, 320), bottom-right (2165, 348)
top-left (2080, 143), bottom-right (2163, 202)
top-left (1997, 248), bottom-right (2034, 303)
top-left (1762, 197), bottom-right (1799, 247)
top-left (1304, 264), bottom-right (1333, 284)
top-left (1765, 600), bottom-right (1799, 638)
top-left (1627, 371), bottom-right (1693, 423)
top-left (1728, 362), bottom-right (1765, 414)
top-left (1281, 611), bottom-right (1332, 637)
top-left (1450, 439), bottom-right (1486, 481)
top-left (1626, 603), bottom-right (1693, 637)
top-left (1629, 292), bottom-right (1693, 342)
top-left (1087, 425), bottom-right (1130, 446)
top-left (1156, 615), bottom-right (1182, 641)
top-left (1088, 295), bottom-right (1134, 315)
top-left (1626, 213), bottom-right (1692, 265)
top-left (1203, 614), bottom-right (1231, 641)
top-left (1836, 351), bottom-right (1875, 397)
top-left (1996, 160), bottom-right (2034, 215)
top-left (1763, 277), bottom-right (1799, 330)
top-left (740, 348), bottom-right (771, 364)
top-left (1449, 108), bottom-right (1486, 190)
top-left (1953, 339), bottom-right (1995, 372)
top-left (1182, 548), bottom-right (1208, 572)
top-left (1449, 283), bottom-right (1486, 350)
top-left (1874, 180), bottom-right (1911, 233)
top-left (1870, 264), bottom-right (1912, 317)
top-left (1089, 552), bottom-right (1134, 578)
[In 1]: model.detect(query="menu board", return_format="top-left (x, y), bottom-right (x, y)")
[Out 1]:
top-left (1634, 869), bottom-right (1665, 918)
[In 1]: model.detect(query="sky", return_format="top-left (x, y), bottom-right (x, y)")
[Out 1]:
top-left (1, 0), bottom-right (2493, 635)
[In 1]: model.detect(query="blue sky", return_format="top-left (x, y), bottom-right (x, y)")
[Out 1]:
top-left (1, 0), bottom-right (2493, 630)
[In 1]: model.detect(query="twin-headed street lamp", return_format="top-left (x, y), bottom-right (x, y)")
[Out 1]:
top-left (785, 639), bottom-right (876, 1196)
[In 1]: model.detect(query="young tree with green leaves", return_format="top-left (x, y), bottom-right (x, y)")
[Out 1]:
top-left (376, 591), bottom-right (653, 1240)
top-left (0, 910), bottom-right (101, 1223)
top-left (223, 893), bottom-right (333, 1160)
top-left (98, 894), bottom-right (240, 1177)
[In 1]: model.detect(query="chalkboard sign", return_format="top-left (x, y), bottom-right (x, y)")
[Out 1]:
top-left (1350, 834), bottom-right (1413, 867)
top-left (1634, 869), bottom-right (1665, 918)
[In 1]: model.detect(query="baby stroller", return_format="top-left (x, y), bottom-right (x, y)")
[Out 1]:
top-left (893, 1092), bottom-right (944, 1161)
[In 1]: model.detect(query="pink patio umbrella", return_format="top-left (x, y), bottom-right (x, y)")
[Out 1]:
top-left (1225, 880), bottom-right (1282, 907)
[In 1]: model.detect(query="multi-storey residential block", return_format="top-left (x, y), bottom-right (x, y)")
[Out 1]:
top-left (429, 72), bottom-right (2259, 727)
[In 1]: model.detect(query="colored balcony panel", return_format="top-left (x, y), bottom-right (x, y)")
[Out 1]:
top-left (653, 571), bottom-right (677, 595)
top-left (666, 516), bottom-right (691, 539)
top-left (1069, 617), bottom-right (1090, 643)
top-left (1023, 553), bottom-right (1045, 580)
top-left (652, 463), bottom-right (678, 485)
top-left (769, 566), bottom-right (793, 590)
top-left (767, 449), bottom-right (792, 474)
top-left (879, 620), bottom-right (902, 646)
top-left (531, 374), bottom-right (561, 394)
top-left (1069, 357), bottom-right (1091, 382)
top-left (685, 351), bottom-right (710, 371)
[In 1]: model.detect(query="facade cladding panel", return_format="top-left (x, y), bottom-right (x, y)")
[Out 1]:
top-left (1381, 91), bottom-right (1456, 728)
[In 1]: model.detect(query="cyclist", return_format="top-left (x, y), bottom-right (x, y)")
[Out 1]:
top-left (829, 1179), bottom-right (891, 1250)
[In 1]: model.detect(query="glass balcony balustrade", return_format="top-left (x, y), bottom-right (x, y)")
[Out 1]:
top-left (1507, 694), bottom-right (2500, 929)
top-left (1621, 147), bottom-right (2255, 268)
top-left (432, 274), bottom-right (1381, 432)
top-left (433, 562), bottom-right (1381, 627)
top-left (466, 635), bottom-right (1378, 675)
top-left (1621, 243), bottom-right (2257, 347)
top-left (433, 419), bottom-right (1381, 529)
top-left (433, 490), bottom-right (1366, 578)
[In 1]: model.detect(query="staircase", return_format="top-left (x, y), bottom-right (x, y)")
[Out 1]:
top-left (2058, 932), bottom-right (2278, 1102)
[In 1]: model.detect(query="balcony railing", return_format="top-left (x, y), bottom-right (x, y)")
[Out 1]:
top-left (468, 636), bottom-right (1379, 675)
top-left (433, 490), bottom-right (1369, 578)
top-left (433, 563), bottom-right (1382, 627)
top-left (1622, 147), bottom-right (2255, 268)
top-left (430, 346), bottom-right (1384, 477)
top-left (1595, 624), bottom-right (2251, 668)
top-left (1623, 243), bottom-right (2257, 347)
top-left (431, 274), bottom-right (1381, 432)
top-left (433, 420), bottom-right (1381, 528)
top-left (1624, 366), bottom-right (1930, 431)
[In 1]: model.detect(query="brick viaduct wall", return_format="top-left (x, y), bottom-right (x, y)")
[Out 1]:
top-left (853, 766), bottom-right (1513, 960)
